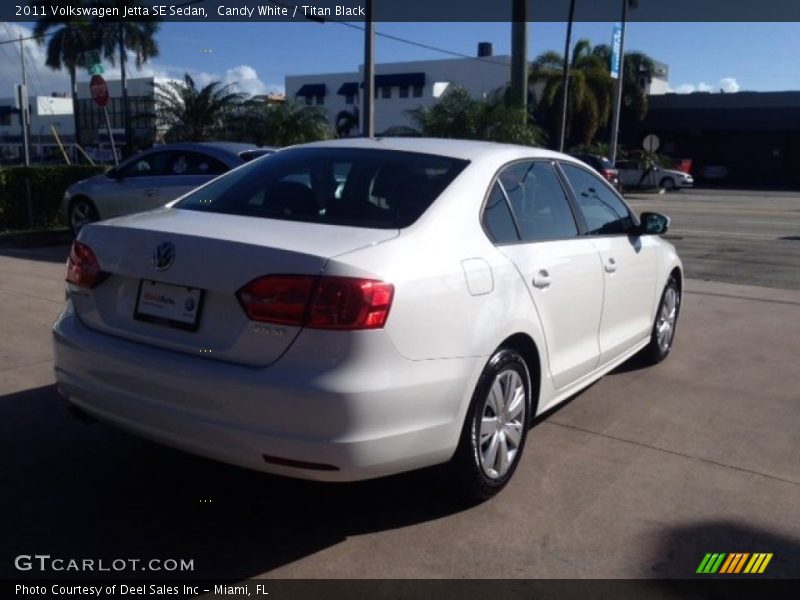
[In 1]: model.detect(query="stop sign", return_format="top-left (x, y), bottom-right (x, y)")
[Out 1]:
top-left (90, 75), bottom-right (109, 107)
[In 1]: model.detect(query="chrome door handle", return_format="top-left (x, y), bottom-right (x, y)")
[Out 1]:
top-left (605, 257), bottom-right (617, 273)
top-left (532, 269), bottom-right (551, 289)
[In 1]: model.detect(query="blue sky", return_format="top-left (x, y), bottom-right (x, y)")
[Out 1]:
top-left (2, 21), bottom-right (799, 99)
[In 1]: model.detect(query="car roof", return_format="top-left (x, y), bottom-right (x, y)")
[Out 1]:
top-left (291, 137), bottom-right (570, 162)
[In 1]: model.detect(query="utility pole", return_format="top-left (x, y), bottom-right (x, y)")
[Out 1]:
top-left (609, 0), bottom-right (628, 164)
top-left (19, 35), bottom-right (30, 166)
top-left (19, 34), bottom-right (33, 229)
top-left (509, 0), bottom-right (528, 112)
top-left (557, 0), bottom-right (576, 152)
top-left (362, 0), bottom-right (375, 137)
top-left (119, 23), bottom-right (131, 159)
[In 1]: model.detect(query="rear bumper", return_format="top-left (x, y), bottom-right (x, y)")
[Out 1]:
top-left (53, 301), bottom-right (482, 481)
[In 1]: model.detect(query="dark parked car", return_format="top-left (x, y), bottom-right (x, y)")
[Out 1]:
top-left (570, 154), bottom-right (621, 191)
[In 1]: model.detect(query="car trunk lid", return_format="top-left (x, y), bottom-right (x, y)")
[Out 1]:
top-left (70, 208), bottom-right (398, 367)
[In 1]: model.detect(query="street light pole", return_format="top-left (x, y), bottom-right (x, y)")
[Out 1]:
top-left (362, 0), bottom-right (375, 137)
top-left (609, 0), bottom-right (629, 164)
top-left (509, 0), bottom-right (528, 112)
top-left (19, 35), bottom-right (30, 166)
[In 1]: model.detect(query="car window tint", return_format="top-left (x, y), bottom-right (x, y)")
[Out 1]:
top-left (118, 151), bottom-right (170, 177)
top-left (500, 161), bottom-right (578, 242)
top-left (176, 148), bottom-right (468, 229)
top-left (561, 163), bottom-right (635, 235)
top-left (482, 182), bottom-right (519, 244)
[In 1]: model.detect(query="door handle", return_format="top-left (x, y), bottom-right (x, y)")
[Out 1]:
top-left (532, 269), bottom-right (551, 289)
top-left (145, 189), bottom-right (157, 197)
top-left (604, 257), bottom-right (617, 273)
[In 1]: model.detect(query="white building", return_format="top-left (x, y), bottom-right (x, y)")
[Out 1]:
top-left (0, 94), bottom-right (74, 161)
top-left (285, 45), bottom-right (512, 135)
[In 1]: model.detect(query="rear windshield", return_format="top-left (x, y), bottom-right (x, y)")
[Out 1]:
top-left (176, 147), bottom-right (469, 229)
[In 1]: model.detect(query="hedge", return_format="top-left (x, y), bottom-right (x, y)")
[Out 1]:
top-left (0, 165), bottom-right (108, 231)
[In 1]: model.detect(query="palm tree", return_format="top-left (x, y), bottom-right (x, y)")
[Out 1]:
top-left (155, 74), bottom-right (247, 142)
top-left (592, 45), bottom-right (655, 128)
top-left (531, 40), bottom-right (613, 148)
top-left (33, 2), bottom-right (96, 150)
top-left (408, 85), bottom-right (543, 146)
top-left (95, 2), bottom-right (160, 157)
top-left (234, 100), bottom-right (330, 147)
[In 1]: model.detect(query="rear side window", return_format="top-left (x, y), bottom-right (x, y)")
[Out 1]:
top-left (176, 148), bottom-right (468, 229)
top-left (482, 182), bottom-right (519, 244)
top-left (500, 161), bottom-right (578, 242)
top-left (560, 163), bottom-right (635, 235)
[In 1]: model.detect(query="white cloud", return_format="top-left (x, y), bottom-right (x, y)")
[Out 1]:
top-left (719, 77), bottom-right (740, 93)
top-left (0, 23), bottom-right (282, 100)
top-left (667, 77), bottom-right (741, 94)
top-left (672, 83), bottom-right (696, 94)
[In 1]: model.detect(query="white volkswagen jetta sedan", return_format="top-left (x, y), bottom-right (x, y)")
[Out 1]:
top-left (53, 138), bottom-right (682, 499)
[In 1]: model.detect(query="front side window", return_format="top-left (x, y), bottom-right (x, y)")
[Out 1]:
top-left (176, 148), bottom-right (469, 229)
top-left (495, 161), bottom-right (578, 242)
top-left (560, 163), bottom-right (635, 235)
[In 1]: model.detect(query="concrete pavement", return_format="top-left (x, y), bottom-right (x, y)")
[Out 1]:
top-left (1, 245), bottom-right (798, 579)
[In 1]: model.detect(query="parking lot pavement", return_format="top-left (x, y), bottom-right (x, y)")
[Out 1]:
top-left (1, 245), bottom-right (798, 579)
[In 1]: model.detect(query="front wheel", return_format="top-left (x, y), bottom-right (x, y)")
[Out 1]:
top-left (659, 177), bottom-right (676, 191)
top-left (644, 277), bottom-right (681, 364)
top-left (450, 348), bottom-right (532, 501)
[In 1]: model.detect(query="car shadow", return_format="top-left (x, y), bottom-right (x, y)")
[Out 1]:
top-left (0, 244), bottom-right (70, 264)
top-left (1, 384), bottom-right (478, 581)
top-left (647, 520), bottom-right (800, 580)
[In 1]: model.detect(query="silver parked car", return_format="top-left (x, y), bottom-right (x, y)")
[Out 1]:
top-left (616, 159), bottom-right (694, 191)
top-left (63, 142), bottom-right (276, 234)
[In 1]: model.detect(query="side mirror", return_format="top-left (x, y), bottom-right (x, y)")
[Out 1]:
top-left (640, 211), bottom-right (670, 235)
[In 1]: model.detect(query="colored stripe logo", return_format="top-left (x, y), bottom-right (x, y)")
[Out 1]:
top-left (696, 553), bottom-right (773, 574)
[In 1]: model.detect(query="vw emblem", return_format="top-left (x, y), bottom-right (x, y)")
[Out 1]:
top-left (152, 242), bottom-right (175, 271)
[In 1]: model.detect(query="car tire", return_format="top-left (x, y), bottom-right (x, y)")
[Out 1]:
top-left (450, 348), bottom-right (532, 501)
top-left (68, 198), bottom-right (99, 236)
top-left (643, 277), bottom-right (681, 364)
top-left (659, 177), bottom-right (676, 191)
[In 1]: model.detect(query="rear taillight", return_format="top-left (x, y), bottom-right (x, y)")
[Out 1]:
top-left (237, 275), bottom-right (394, 330)
top-left (237, 275), bottom-right (316, 325)
top-left (65, 241), bottom-right (107, 289)
top-left (602, 168), bottom-right (618, 182)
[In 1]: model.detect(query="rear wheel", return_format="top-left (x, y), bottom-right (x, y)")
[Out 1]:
top-left (644, 277), bottom-right (681, 364)
top-left (68, 198), bottom-right (99, 236)
top-left (450, 348), bottom-right (532, 500)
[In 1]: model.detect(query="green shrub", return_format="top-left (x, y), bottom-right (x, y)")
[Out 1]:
top-left (0, 165), bottom-right (107, 231)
